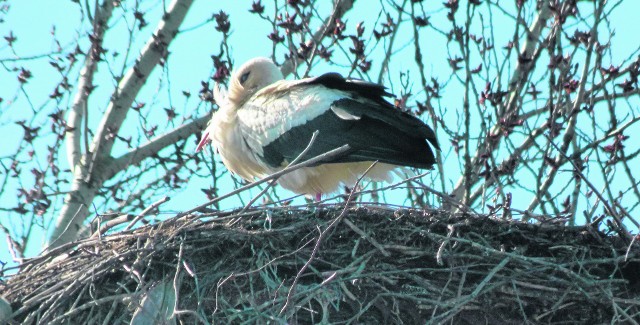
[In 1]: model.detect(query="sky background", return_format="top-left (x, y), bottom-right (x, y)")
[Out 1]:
top-left (1, 0), bottom-right (640, 269)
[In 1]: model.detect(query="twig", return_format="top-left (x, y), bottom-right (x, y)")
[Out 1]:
top-left (213, 238), bottom-right (316, 315)
top-left (343, 218), bottom-right (390, 257)
top-left (178, 144), bottom-right (351, 217)
top-left (124, 196), bottom-right (171, 231)
top-left (238, 131), bottom-right (320, 215)
top-left (625, 235), bottom-right (638, 262)
top-left (87, 196), bottom-right (171, 238)
top-left (279, 0), bottom-right (355, 77)
top-left (279, 161), bottom-right (378, 315)
top-left (547, 135), bottom-right (633, 243)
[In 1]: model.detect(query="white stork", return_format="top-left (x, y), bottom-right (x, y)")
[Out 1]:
top-left (196, 57), bottom-right (439, 198)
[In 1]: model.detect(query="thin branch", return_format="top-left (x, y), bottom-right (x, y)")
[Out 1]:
top-left (280, 161), bottom-right (378, 315)
top-left (106, 115), bottom-right (208, 181)
top-left (238, 131), bottom-right (320, 214)
top-left (449, 1), bottom-right (553, 205)
top-left (527, 0), bottom-right (605, 212)
top-left (177, 144), bottom-right (352, 217)
top-left (65, 0), bottom-right (115, 171)
top-left (279, 0), bottom-right (355, 77)
top-left (89, 0), bottom-right (195, 169)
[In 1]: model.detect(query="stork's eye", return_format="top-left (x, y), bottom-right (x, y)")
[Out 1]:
top-left (239, 71), bottom-right (250, 85)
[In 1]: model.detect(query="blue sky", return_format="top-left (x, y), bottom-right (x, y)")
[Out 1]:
top-left (1, 0), bottom-right (640, 268)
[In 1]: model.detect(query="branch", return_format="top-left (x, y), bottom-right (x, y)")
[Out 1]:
top-left (89, 196), bottom-right (171, 238)
top-left (238, 130), bottom-right (320, 214)
top-left (280, 160), bottom-right (376, 315)
top-left (468, 121), bottom-right (549, 205)
top-left (548, 135), bottom-right (635, 242)
top-left (178, 144), bottom-right (352, 217)
top-left (105, 115), bottom-right (209, 181)
top-left (449, 2), bottom-right (552, 205)
top-left (279, 0), bottom-right (355, 77)
top-left (502, 1), bottom-right (552, 114)
top-left (65, 0), bottom-right (115, 170)
top-left (90, 0), bottom-right (194, 167)
top-left (376, 0), bottom-right (408, 85)
top-left (527, 0), bottom-right (605, 212)
top-left (49, 0), bottom-right (195, 248)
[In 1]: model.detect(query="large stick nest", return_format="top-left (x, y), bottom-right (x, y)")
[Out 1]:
top-left (2, 205), bottom-right (639, 324)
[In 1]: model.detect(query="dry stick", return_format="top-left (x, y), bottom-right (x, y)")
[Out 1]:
top-left (101, 297), bottom-right (120, 325)
top-left (88, 213), bottom-right (127, 239)
top-left (46, 204), bottom-right (86, 250)
top-left (212, 237), bottom-right (316, 315)
top-left (611, 303), bottom-right (640, 325)
top-left (438, 257), bottom-right (511, 323)
top-left (546, 136), bottom-right (635, 243)
top-left (5, 232), bottom-right (141, 276)
top-left (258, 174), bottom-right (437, 212)
top-left (124, 196), bottom-right (171, 231)
top-left (171, 240), bottom-right (209, 323)
top-left (44, 293), bottom-right (138, 325)
top-left (410, 177), bottom-right (478, 215)
top-left (333, 170), bottom-right (477, 215)
top-left (178, 144), bottom-right (351, 218)
top-left (343, 218), bottom-right (390, 257)
top-left (279, 161), bottom-right (379, 315)
top-left (625, 234), bottom-right (638, 262)
top-left (87, 196), bottom-right (171, 238)
top-left (238, 131), bottom-right (320, 215)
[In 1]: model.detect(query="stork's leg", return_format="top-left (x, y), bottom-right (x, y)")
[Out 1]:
top-left (315, 192), bottom-right (322, 202)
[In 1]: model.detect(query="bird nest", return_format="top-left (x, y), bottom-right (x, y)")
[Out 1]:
top-left (2, 204), bottom-right (639, 324)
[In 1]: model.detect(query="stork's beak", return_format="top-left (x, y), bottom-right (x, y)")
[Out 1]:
top-left (195, 130), bottom-right (211, 152)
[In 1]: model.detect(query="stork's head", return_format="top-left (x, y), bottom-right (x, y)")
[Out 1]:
top-left (196, 57), bottom-right (283, 152)
top-left (227, 57), bottom-right (283, 106)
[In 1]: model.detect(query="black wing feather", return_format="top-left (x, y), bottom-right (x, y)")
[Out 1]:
top-left (259, 72), bottom-right (439, 168)
top-left (305, 73), bottom-right (392, 101)
top-left (304, 73), bottom-right (439, 150)
top-left (260, 98), bottom-right (436, 169)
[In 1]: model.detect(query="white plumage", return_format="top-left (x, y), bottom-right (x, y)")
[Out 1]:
top-left (196, 57), bottom-right (439, 196)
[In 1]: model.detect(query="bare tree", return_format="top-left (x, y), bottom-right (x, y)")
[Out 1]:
top-left (0, 0), bottom-right (357, 253)
top-left (0, 0), bottom-right (638, 258)
top-left (51, 0), bottom-right (200, 247)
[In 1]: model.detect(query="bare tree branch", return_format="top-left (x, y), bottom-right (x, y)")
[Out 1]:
top-left (106, 115), bottom-right (209, 180)
top-left (527, 0), bottom-right (605, 212)
top-left (90, 0), bottom-right (194, 165)
top-left (48, 0), bottom-right (195, 247)
top-left (449, 1), bottom-right (553, 206)
top-left (65, 0), bottom-right (115, 171)
top-left (279, 0), bottom-right (355, 77)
